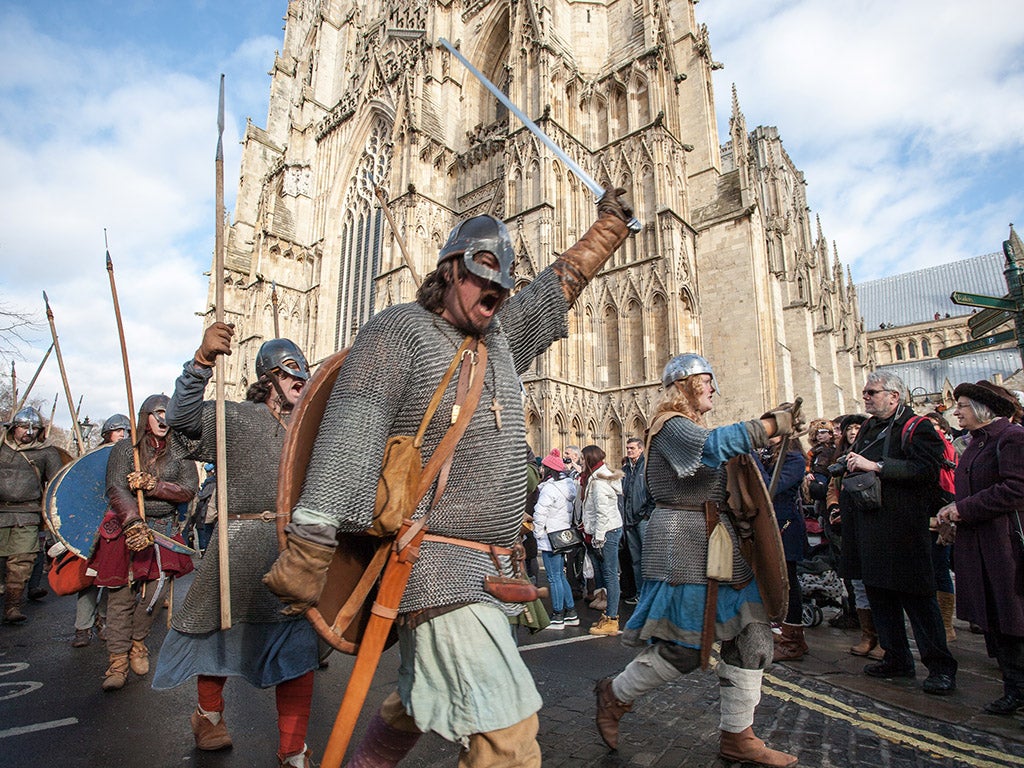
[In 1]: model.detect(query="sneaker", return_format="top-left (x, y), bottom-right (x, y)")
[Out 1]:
top-left (589, 614), bottom-right (621, 636)
top-left (563, 609), bottom-right (580, 626)
top-left (548, 611), bottom-right (565, 630)
top-left (623, 595), bottom-right (639, 606)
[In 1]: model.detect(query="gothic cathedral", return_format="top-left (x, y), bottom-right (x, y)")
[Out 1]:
top-left (211, 0), bottom-right (867, 454)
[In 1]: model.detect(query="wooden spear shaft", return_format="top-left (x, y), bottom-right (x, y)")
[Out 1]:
top-left (271, 280), bottom-right (281, 338)
top-left (214, 74), bottom-right (232, 629)
top-left (373, 185), bottom-right (421, 288)
top-left (14, 344), bottom-right (53, 413)
top-left (10, 362), bottom-right (16, 421)
top-left (106, 249), bottom-right (147, 521)
top-left (45, 393), bottom-right (57, 439)
top-left (42, 292), bottom-right (85, 452)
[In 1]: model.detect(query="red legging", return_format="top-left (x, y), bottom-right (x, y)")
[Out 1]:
top-left (196, 672), bottom-right (314, 757)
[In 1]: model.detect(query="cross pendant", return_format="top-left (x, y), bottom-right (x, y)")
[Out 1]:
top-left (490, 398), bottom-right (503, 430)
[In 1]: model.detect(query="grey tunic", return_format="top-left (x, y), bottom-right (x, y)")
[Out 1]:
top-left (292, 269), bottom-right (569, 614)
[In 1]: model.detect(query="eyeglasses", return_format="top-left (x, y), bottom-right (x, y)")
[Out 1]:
top-left (861, 388), bottom-right (892, 397)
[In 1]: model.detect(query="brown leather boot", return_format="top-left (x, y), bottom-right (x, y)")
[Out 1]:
top-left (937, 591), bottom-right (956, 642)
top-left (190, 708), bottom-right (233, 751)
top-left (595, 677), bottom-right (632, 750)
top-left (772, 623), bottom-right (807, 662)
top-left (719, 726), bottom-right (798, 767)
top-left (849, 608), bottom-right (878, 657)
top-left (102, 653), bottom-right (130, 691)
top-left (3, 586), bottom-right (27, 623)
top-left (129, 639), bottom-right (150, 675)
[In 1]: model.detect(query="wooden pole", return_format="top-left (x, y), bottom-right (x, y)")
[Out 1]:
top-left (42, 292), bottom-right (85, 452)
top-left (45, 393), bottom-right (57, 440)
top-left (14, 344), bottom-right (53, 413)
top-left (271, 280), bottom-right (281, 338)
top-left (10, 362), bottom-right (16, 421)
top-left (106, 245), bottom-right (147, 521)
top-left (214, 75), bottom-right (232, 629)
top-left (373, 186), bottom-right (421, 288)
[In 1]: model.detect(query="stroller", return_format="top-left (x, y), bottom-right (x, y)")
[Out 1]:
top-left (796, 508), bottom-right (846, 627)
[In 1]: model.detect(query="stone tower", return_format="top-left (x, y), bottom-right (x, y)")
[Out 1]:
top-left (209, 0), bottom-right (867, 455)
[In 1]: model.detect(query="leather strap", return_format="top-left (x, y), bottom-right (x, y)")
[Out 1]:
top-left (700, 500), bottom-right (719, 671)
top-left (422, 533), bottom-right (513, 557)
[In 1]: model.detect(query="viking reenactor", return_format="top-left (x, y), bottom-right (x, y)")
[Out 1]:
top-left (593, 354), bottom-right (802, 768)
top-left (90, 394), bottom-right (197, 691)
top-left (151, 335), bottom-right (320, 768)
top-left (1, 407), bottom-right (64, 623)
top-left (262, 190), bottom-right (631, 767)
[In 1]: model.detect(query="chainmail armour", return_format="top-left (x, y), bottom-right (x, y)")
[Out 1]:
top-left (105, 438), bottom-right (197, 521)
top-left (642, 416), bottom-right (755, 586)
top-left (293, 269), bottom-right (569, 615)
top-left (170, 397), bottom-right (293, 633)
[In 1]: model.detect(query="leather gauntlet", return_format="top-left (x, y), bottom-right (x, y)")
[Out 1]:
top-left (123, 518), bottom-right (154, 552)
top-left (762, 400), bottom-right (805, 437)
top-left (552, 188), bottom-right (632, 305)
top-left (127, 470), bottom-right (157, 492)
top-left (195, 321), bottom-right (234, 368)
top-left (262, 533), bottom-right (335, 616)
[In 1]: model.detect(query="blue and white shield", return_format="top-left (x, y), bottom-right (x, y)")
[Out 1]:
top-left (44, 443), bottom-right (112, 558)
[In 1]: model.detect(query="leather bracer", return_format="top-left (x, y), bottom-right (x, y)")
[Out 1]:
top-left (552, 213), bottom-right (631, 305)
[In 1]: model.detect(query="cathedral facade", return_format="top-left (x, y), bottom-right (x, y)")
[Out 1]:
top-left (210, 0), bottom-right (867, 455)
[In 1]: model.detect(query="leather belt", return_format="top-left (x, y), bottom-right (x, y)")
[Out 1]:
top-left (227, 511), bottom-right (284, 522)
top-left (422, 533), bottom-right (512, 557)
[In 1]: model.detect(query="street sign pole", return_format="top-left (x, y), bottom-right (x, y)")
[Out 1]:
top-left (1003, 229), bottom-right (1024, 369)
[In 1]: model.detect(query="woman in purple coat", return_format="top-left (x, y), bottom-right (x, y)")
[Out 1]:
top-left (937, 380), bottom-right (1024, 716)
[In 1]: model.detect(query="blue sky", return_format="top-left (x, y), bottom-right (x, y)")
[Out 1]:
top-left (2, 0), bottom-right (1022, 430)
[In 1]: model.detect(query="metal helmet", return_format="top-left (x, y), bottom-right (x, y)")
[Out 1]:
top-left (255, 339), bottom-right (310, 381)
top-left (661, 353), bottom-right (720, 393)
top-left (438, 215), bottom-right (516, 290)
top-left (101, 413), bottom-right (130, 437)
top-left (10, 407), bottom-right (44, 437)
top-left (138, 394), bottom-right (169, 430)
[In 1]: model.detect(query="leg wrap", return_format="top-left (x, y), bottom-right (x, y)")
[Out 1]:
top-left (276, 671), bottom-right (315, 759)
top-left (346, 710), bottom-right (423, 768)
top-left (612, 644), bottom-right (686, 702)
top-left (721, 622), bottom-right (773, 670)
top-left (717, 662), bottom-right (763, 733)
top-left (197, 675), bottom-right (227, 713)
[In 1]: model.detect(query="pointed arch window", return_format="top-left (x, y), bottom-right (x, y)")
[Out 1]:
top-left (908, 340), bottom-right (918, 359)
top-left (921, 338), bottom-right (931, 357)
top-left (895, 342), bottom-right (905, 361)
top-left (334, 118), bottom-right (391, 350)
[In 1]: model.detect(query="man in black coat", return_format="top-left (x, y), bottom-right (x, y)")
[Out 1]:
top-left (841, 371), bottom-right (957, 694)
top-left (620, 437), bottom-right (654, 603)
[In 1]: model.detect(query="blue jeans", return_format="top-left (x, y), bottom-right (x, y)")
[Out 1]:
top-left (541, 550), bottom-right (574, 612)
top-left (588, 527), bottom-right (623, 618)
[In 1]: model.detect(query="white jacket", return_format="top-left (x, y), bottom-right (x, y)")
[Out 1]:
top-left (582, 464), bottom-right (624, 544)
top-left (533, 477), bottom-right (577, 553)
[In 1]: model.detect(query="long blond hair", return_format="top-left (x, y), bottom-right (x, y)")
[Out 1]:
top-left (654, 377), bottom-right (706, 426)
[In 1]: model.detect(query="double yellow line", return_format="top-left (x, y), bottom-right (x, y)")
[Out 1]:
top-left (764, 673), bottom-right (1024, 767)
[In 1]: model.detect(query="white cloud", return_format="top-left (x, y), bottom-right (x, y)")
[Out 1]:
top-left (699, 0), bottom-right (1024, 283)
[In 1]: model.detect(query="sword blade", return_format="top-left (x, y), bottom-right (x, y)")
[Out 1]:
top-left (152, 529), bottom-right (198, 557)
top-left (440, 38), bottom-right (641, 233)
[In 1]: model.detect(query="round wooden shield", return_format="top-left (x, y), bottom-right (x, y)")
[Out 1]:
top-left (44, 443), bottom-right (112, 558)
top-left (276, 348), bottom-right (396, 656)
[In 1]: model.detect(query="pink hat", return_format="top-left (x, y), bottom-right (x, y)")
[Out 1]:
top-left (541, 449), bottom-right (566, 472)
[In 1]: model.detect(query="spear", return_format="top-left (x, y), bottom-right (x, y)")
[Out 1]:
top-left (45, 393), bottom-right (57, 440)
top-left (14, 344), bottom-right (53, 413)
top-left (213, 74), bottom-right (232, 629)
top-left (42, 292), bottom-right (85, 453)
top-left (373, 185), bottom-right (421, 287)
top-left (10, 362), bottom-right (16, 421)
top-left (106, 238), bottom-right (147, 523)
top-left (271, 280), bottom-right (281, 338)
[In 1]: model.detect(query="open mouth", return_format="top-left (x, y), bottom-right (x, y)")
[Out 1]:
top-left (479, 293), bottom-right (500, 313)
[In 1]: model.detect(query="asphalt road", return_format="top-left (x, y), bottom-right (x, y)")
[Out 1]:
top-left (3, 573), bottom-right (1024, 768)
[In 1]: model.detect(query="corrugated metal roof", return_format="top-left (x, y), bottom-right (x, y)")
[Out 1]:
top-left (857, 252), bottom-right (1006, 329)
top-left (876, 348), bottom-right (1022, 394)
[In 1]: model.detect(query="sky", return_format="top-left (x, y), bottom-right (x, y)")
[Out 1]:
top-left (1, 0), bottom-right (1022, 434)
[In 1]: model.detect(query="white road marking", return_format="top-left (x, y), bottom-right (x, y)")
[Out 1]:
top-left (0, 718), bottom-right (78, 739)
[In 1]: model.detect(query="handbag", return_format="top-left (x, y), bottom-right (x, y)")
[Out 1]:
top-left (842, 471), bottom-right (882, 513)
top-left (547, 527), bottom-right (584, 552)
top-left (48, 551), bottom-right (93, 596)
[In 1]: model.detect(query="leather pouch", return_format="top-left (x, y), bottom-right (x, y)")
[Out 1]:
top-left (483, 575), bottom-right (547, 603)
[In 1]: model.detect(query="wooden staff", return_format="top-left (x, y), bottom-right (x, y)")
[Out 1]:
top-left (214, 74), bottom-right (232, 629)
top-left (45, 393), bottom-right (57, 439)
top-left (373, 185), bottom-right (421, 288)
top-left (14, 344), bottom-right (53, 413)
top-left (106, 246), bottom-right (146, 522)
top-left (10, 362), bottom-right (16, 421)
top-left (42, 292), bottom-right (85, 453)
top-left (271, 280), bottom-right (281, 338)
top-left (768, 396), bottom-right (803, 497)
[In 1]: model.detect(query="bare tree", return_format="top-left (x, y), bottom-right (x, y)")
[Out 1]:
top-left (0, 298), bottom-right (40, 358)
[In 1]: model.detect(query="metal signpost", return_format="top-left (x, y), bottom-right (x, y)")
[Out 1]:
top-left (941, 226), bottom-right (1024, 368)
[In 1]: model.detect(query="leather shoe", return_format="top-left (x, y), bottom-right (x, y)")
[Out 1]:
top-left (922, 672), bottom-right (956, 695)
top-left (985, 691), bottom-right (1024, 715)
top-left (863, 660), bottom-right (915, 679)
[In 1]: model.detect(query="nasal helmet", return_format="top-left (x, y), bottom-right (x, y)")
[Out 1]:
top-left (255, 339), bottom-right (310, 382)
top-left (139, 394), bottom-right (169, 429)
top-left (10, 407), bottom-right (44, 437)
top-left (101, 413), bottom-right (131, 437)
top-left (437, 215), bottom-right (516, 290)
top-left (661, 353), bottom-right (720, 394)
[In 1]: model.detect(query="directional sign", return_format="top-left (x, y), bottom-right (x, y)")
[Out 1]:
top-left (968, 301), bottom-right (1011, 328)
top-left (950, 291), bottom-right (1019, 311)
top-left (969, 310), bottom-right (1012, 339)
top-left (938, 329), bottom-right (1017, 360)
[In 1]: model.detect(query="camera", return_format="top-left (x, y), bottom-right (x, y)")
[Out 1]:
top-left (827, 456), bottom-right (848, 477)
